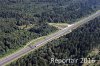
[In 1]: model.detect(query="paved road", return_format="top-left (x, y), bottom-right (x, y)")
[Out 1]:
top-left (0, 10), bottom-right (100, 66)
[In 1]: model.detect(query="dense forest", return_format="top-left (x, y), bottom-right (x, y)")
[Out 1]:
top-left (0, 0), bottom-right (99, 25)
top-left (0, 0), bottom-right (100, 65)
top-left (8, 17), bottom-right (100, 66)
top-left (0, 18), bottom-right (57, 57)
top-left (0, 19), bottom-right (57, 57)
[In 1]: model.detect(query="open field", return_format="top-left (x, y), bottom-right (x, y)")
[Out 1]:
top-left (49, 23), bottom-right (72, 29)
